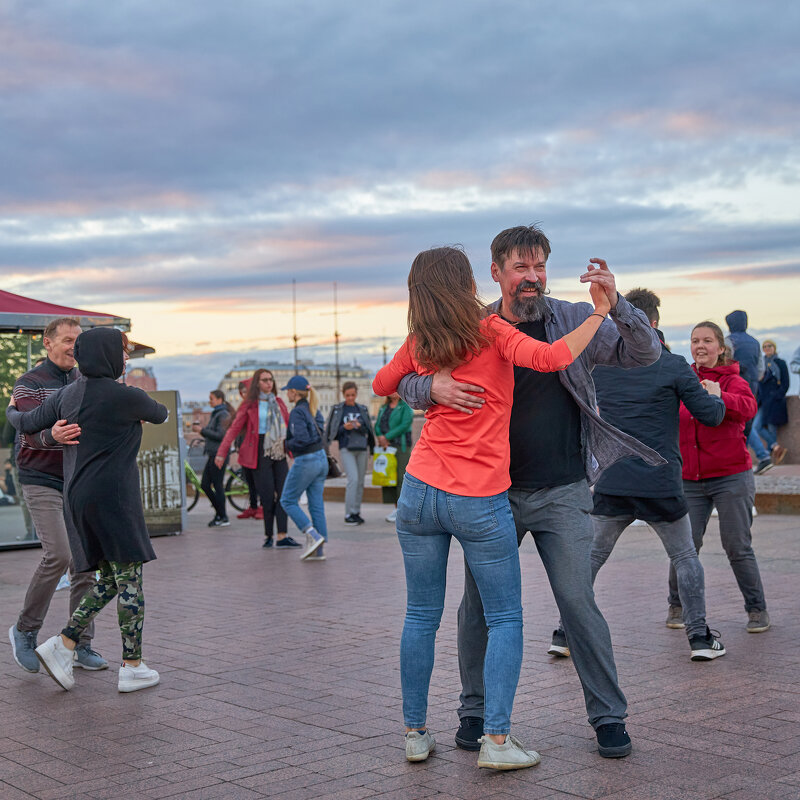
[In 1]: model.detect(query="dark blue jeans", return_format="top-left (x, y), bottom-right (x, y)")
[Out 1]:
top-left (396, 473), bottom-right (523, 735)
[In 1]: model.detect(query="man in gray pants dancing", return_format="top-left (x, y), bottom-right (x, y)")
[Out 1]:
top-left (399, 225), bottom-right (662, 758)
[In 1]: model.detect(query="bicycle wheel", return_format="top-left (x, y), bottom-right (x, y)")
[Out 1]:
top-left (226, 470), bottom-right (250, 512)
top-left (186, 481), bottom-right (200, 511)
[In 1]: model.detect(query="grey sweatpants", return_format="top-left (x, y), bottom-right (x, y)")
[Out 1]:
top-left (457, 480), bottom-right (627, 729)
top-left (340, 448), bottom-right (368, 517)
top-left (18, 484), bottom-right (96, 644)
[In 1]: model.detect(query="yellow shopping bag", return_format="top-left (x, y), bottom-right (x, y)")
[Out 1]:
top-left (372, 446), bottom-right (398, 487)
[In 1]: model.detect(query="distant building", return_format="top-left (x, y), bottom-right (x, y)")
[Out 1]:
top-left (126, 366), bottom-right (157, 392)
top-left (218, 360), bottom-right (376, 418)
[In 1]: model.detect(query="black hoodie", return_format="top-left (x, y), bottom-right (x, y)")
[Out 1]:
top-left (8, 327), bottom-right (168, 571)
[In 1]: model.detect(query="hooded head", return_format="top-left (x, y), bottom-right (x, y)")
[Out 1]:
top-left (74, 327), bottom-right (124, 379)
top-left (725, 310), bottom-right (748, 333)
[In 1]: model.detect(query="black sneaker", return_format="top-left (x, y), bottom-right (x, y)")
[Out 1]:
top-left (454, 716), bottom-right (484, 751)
top-left (208, 516), bottom-right (220, 528)
top-left (344, 515), bottom-right (360, 526)
top-left (689, 627), bottom-right (726, 661)
top-left (276, 536), bottom-right (302, 548)
top-left (217, 516), bottom-right (230, 527)
top-left (753, 457), bottom-right (773, 475)
top-left (262, 537), bottom-right (273, 548)
top-left (547, 628), bottom-right (570, 657)
top-left (353, 514), bottom-right (365, 525)
top-left (596, 723), bottom-right (632, 758)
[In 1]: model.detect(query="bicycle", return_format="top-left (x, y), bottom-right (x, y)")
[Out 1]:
top-left (184, 458), bottom-right (251, 512)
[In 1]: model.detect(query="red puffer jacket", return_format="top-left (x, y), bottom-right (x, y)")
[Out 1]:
top-left (679, 362), bottom-right (757, 481)
top-left (216, 398), bottom-right (289, 469)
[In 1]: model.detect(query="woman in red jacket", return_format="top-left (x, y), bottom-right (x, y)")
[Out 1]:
top-left (670, 321), bottom-right (769, 633)
top-left (216, 369), bottom-right (300, 549)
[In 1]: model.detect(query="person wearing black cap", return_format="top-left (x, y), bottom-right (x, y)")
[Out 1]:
top-left (279, 375), bottom-right (329, 560)
top-left (7, 327), bottom-right (168, 693)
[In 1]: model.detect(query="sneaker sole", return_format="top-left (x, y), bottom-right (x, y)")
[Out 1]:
top-left (118, 675), bottom-right (160, 693)
top-left (300, 537), bottom-right (324, 560)
top-left (747, 624), bottom-right (770, 633)
top-left (477, 753), bottom-right (541, 770)
top-left (8, 626), bottom-right (39, 673)
top-left (455, 734), bottom-right (483, 752)
top-left (73, 660), bottom-right (109, 671)
top-left (754, 464), bottom-right (774, 475)
top-left (343, 521), bottom-right (359, 526)
top-left (406, 747), bottom-right (434, 762)
top-left (690, 647), bottom-right (726, 660)
top-left (35, 649), bottom-right (74, 690)
top-left (598, 743), bottom-right (632, 758)
top-left (666, 621), bottom-right (686, 629)
top-left (547, 645), bottom-right (570, 657)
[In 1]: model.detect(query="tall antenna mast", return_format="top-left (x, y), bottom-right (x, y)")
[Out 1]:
top-left (334, 281), bottom-right (341, 388)
top-left (292, 279), bottom-right (299, 370)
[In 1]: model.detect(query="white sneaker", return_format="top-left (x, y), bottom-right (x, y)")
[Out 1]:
top-left (405, 730), bottom-right (435, 762)
top-left (35, 635), bottom-right (75, 690)
top-left (118, 661), bottom-right (160, 693)
top-left (385, 508), bottom-right (397, 523)
top-left (477, 735), bottom-right (541, 770)
top-left (300, 527), bottom-right (324, 560)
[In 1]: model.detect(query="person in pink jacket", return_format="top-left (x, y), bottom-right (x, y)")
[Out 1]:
top-left (216, 369), bottom-right (299, 549)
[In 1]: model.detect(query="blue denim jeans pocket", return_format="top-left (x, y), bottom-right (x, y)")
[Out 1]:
top-left (397, 473), bottom-right (427, 527)
top-left (445, 491), bottom-right (501, 534)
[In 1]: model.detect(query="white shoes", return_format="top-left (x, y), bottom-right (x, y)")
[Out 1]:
top-left (300, 527), bottom-right (325, 560)
top-left (118, 661), bottom-right (160, 693)
top-left (35, 635), bottom-right (75, 690)
top-left (385, 508), bottom-right (398, 523)
top-left (477, 735), bottom-right (541, 770)
top-left (405, 730), bottom-right (436, 762)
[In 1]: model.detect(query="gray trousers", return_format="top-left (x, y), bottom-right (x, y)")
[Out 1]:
top-left (340, 448), bottom-right (368, 516)
top-left (18, 484), bottom-right (96, 644)
top-left (457, 480), bottom-right (627, 729)
top-left (592, 514), bottom-right (707, 638)
top-left (669, 471), bottom-right (766, 613)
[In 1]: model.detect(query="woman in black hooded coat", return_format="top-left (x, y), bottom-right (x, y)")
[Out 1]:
top-left (7, 327), bottom-right (168, 693)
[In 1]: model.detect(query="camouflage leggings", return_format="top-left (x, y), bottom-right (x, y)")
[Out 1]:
top-left (62, 561), bottom-right (144, 661)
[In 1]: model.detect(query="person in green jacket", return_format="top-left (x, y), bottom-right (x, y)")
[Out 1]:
top-left (375, 392), bottom-right (414, 522)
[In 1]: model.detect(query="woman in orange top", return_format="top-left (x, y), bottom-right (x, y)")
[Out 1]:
top-left (373, 246), bottom-right (610, 770)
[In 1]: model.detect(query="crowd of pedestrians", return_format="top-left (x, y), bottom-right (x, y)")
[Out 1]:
top-left (2, 225), bottom-right (797, 775)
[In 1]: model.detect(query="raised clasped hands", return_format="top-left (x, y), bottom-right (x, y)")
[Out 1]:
top-left (580, 258), bottom-right (616, 316)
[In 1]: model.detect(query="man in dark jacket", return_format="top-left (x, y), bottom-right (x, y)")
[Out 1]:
top-left (195, 390), bottom-right (231, 527)
top-left (564, 288), bottom-right (727, 660)
top-left (725, 310), bottom-right (762, 443)
top-left (7, 317), bottom-right (107, 674)
top-left (399, 225), bottom-right (664, 759)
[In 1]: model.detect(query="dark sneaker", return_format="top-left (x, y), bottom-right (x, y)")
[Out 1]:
top-left (753, 457), bottom-right (773, 475)
top-left (666, 605), bottom-right (685, 629)
top-left (208, 516), bottom-right (220, 527)
top-left (547, 628), bottom-right (570, 657)
top-left (689, 627), bottom-right (726, 661)
top-left (747, 609), bottom-right (770, 633)
top-left (353, 514), bottom-right (365, 525)
top-left (74, 644), bottom-right (109, 670)
top-left (596, 723), bottom-right (632, 758)
top-left (262, 537), bottom-right (273, 548)
top-left (217, 516), bottom-right (230, 527)
top-left (344, 514), bottom-right (360, 526)
top-left (9, 625), bottom-right (39, 673)
top-left (276, 536), bottom-right (302, 548)
top-left (455, 716), bottom-right (484, 751)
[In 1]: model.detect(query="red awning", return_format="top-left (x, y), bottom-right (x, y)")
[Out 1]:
top-left (0, 289), bottom-right (131, 333)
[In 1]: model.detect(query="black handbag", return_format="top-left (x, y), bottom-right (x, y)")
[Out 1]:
top-left (314, 417), bottom-right (342, 480)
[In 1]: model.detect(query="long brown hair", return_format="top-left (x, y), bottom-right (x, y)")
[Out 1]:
top-left (243, 369), bottom-right (275, 405)
top-left (692, 321), bottom-right (732, 367)
top-left (407, 246), bottom-right (493, 371)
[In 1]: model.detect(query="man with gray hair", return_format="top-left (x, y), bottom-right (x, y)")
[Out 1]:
top-left (398, 225), bottom-right (662, 759)
top-left (8, 318), bottom-right (107, 673)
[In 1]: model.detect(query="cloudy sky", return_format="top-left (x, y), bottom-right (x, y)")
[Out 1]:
top-left (2, 1), bottom-right (799, 399)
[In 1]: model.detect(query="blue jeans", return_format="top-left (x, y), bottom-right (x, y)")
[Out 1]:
top-left (748, 409), bottom-right (776, 460)
top-left (396, 473), bottom-right (523, 735)
top-left (280, 450), bottom-right (328, 540)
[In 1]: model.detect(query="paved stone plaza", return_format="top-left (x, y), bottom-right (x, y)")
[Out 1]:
top-left (1, 502), bottom-right (799, 799)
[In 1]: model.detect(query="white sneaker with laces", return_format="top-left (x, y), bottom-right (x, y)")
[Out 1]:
top-left (300, 527), bottom-right (324, 560)
top-left (405, 730), bottom-right (435, 762)
top-left (118, 661), bottom-right (160, 692)
top-left (35, 635), bottom-right (75, 690)
top-left (385, 508), bottom-right (397, 523)
top-left (477, 735), bottom-right (541, 770)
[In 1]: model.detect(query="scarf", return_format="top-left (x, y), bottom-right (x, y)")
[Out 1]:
top-left (260, 393), bottom-right (286, 459)
top-left (764, 355), bottom-right (782, 384)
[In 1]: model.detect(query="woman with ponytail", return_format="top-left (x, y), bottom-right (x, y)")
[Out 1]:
top-left (373, 246), bottom-right (610, 770)
top-left (279, 375), bottom-right (329, 561)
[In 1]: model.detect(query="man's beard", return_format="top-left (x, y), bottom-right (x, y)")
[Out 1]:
top-left (509, 280), bottom-right (548, 321)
